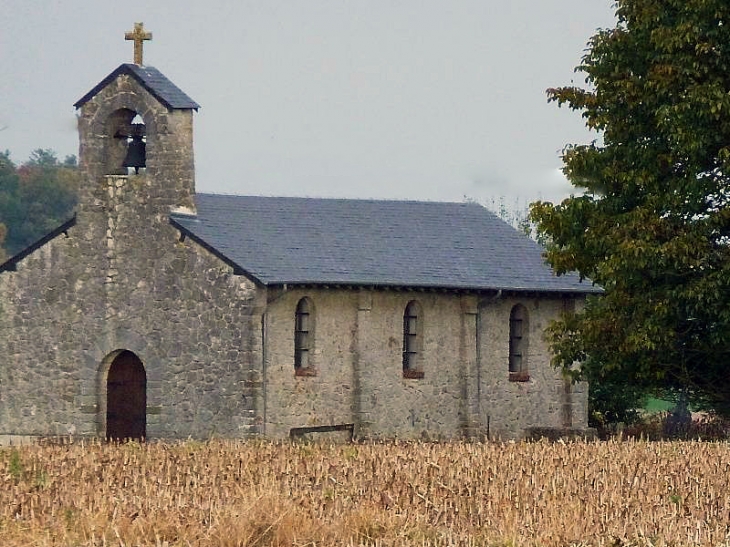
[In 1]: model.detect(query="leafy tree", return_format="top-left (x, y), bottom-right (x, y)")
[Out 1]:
top-left (0, 151), bottom-right (21, 258)
top-left (0, 223), bottom-right (7, 263)
top-left (482, 196), bottom-right (536, 239)
top-left (531, 0), bottom-right (730, 417)
top-left (0, 149), bottom-right (79, 258)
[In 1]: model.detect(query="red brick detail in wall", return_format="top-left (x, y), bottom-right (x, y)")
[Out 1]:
top-left (509, 371), bottom-right (530, 383)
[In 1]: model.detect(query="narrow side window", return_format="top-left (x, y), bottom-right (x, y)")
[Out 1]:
top-left (402, 300), bottom-right (424, 379)
top-left (509, 304), bottom-right (529, 382)
top-left (294, 297), bottom-right (316, 376)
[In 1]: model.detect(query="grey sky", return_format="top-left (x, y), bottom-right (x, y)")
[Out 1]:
top-left (1, 1), bottom-right (616, 205)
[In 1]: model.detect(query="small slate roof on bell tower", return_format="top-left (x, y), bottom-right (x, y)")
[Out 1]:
top-left (74, 63), bottom-right (200, 110)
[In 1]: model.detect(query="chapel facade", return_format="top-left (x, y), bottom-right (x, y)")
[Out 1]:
top-left (0, 26), bottom-right (600, 443)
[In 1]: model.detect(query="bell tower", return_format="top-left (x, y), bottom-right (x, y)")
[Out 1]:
top-left (74, 22), bottom-right (200, 216)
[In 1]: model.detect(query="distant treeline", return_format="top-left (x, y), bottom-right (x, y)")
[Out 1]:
top-left (0, 149), bottom-right (79, 262)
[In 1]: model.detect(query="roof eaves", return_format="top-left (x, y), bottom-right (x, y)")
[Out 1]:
top-left (488, 282), bottom-right (603, 295)
top-left (266, 279), bottom-right (603, 295)
top-left (0, 215), bottom-right (77, 273)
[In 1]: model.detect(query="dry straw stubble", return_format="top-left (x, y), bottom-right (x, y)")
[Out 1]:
top-left (2, 439), bottom-right (730, 546)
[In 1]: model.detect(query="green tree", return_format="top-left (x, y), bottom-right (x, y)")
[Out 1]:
top-left (482, 196), bottom-right (537, 239)
top-left (0, 223), bottom-right (7, 263)
top-left (531, 0), bottom-right (730, 417)
top-left (0, 149), bottom-right (78, 257)
top-left (0, 151), bottom-right (21, 259)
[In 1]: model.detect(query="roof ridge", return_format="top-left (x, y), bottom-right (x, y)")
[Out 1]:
top-left (195, 192), bottom-right (471, 206)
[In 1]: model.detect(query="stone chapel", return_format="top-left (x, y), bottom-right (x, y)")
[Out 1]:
top-left (0, 24), bottom-right (600, 443)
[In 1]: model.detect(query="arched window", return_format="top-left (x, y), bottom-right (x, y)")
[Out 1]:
top-left (509, 304), bottom-right (529, 381)
top-left (402, 300), bottom-right (424, 379)
top-left (294, 298), bottom-right (316, 376)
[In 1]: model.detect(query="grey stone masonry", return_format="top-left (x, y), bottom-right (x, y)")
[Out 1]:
top-left (0, 68), bottom-right (265, 440)
top-left (262, 287), bottom-right (588, 440)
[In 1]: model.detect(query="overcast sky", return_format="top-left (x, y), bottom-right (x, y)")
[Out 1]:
top-left (1, 1), bottom-right (616, 205)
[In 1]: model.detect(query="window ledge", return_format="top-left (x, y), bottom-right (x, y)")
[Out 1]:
top-left (509, 371), bottom-right (530, 383)
top-left (403, 369), bottom-right (425, 379)
top-left (295, 367), bottom-right (318, 377)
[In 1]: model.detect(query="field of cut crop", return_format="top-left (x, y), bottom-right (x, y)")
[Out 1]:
top-left (2, 439), bottom-right (730, 546)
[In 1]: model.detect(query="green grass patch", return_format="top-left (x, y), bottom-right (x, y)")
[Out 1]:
top-left (644, 397), bottom-right (673, 413)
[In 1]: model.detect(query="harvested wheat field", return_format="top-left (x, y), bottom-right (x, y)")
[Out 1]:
top-left (2, 439), bottom-right (730, 546)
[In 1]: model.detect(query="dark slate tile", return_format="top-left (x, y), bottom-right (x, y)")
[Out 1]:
top-left (75, 64), bottom-right (199, 110)
top-left (171, 194), bottom-right (601, 293)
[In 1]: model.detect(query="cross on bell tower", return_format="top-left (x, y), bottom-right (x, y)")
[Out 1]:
top-left (125, 22), bottom-right (152, 65)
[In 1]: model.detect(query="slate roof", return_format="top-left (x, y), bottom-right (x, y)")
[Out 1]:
top-left (74, 64), bottom-right (200, 110)
top-left (171, 194), bottom-right (600, 294)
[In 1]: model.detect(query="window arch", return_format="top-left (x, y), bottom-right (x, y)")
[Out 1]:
top-left (294, 297), bottom-right (316, 376)
top-left (402, 300), bottom-right (424, 379)
top-left (509, 304), bottom-right (529, 381)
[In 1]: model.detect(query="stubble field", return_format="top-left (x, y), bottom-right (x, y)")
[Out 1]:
top-left (2, 439), bottom-right (730, 546)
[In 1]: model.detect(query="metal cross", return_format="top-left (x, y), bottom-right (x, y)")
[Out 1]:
top-left (125, 22), bottom-right (152, 65)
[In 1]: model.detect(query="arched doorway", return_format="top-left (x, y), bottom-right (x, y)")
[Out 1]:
top-left (106, 350), bottom-right (147, 441)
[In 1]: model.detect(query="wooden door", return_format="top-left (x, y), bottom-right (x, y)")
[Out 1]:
top-left (106, 350), bottom-right (146, 441)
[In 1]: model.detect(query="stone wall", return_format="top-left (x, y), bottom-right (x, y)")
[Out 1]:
top-left (478, 295), bottom-right (588, 439)
top-left (0, 70), bottom-right (265, 440)
top-left (263, 289), bottom-right (358, 439)
top-left (352, 290), bottom-right (474, 440)
top-left (262, 288), bottom-right (586, 440)
top-left (0, 179), bottom-right (265, 439)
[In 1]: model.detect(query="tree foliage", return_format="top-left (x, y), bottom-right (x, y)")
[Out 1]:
top-left (481, 195), bottom-right (537, 239)
top-left (0, 223), bottom-right (7, 263)
top-left (531, 0), bottom-right (730, 416)
top-left (0, 149), bottom-right (79, 258)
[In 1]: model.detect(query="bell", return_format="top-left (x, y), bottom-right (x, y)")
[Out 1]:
top-left (122, 135), bottom-right (146, 174)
